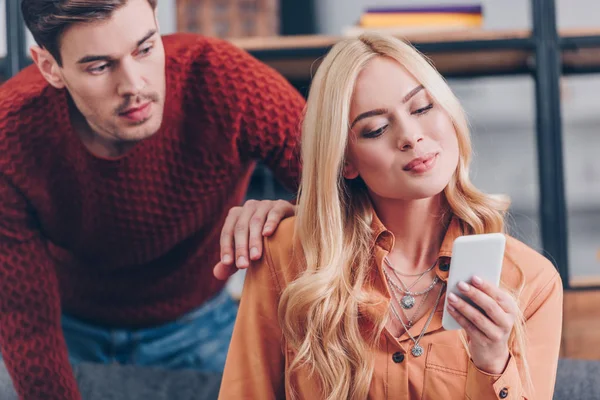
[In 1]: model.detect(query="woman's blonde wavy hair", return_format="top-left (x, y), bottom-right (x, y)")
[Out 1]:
top-left (278, 33), bottom-right (531, 400)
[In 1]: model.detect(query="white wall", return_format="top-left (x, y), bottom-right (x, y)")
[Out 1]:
top-left (156, 0), bottom-right (177, 35)
top-left (0, 0), bottom-right (6, 57)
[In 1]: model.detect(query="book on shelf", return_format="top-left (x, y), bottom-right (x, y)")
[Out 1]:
top-left (343, 4), bottom-right (483, 37)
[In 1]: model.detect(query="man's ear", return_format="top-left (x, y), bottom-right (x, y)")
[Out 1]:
top-left (30, 46), bottom-right (66, 89)
top-left (343, 160), bottom-right (359, 179)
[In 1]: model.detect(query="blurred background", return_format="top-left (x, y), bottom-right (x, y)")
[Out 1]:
top-left (1, 0), bottom-right (598, 361)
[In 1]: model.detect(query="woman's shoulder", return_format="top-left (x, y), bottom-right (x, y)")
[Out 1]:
top-left (502, 235), bottom-right (562, 313)
top-left (504, 235), bottom-right (559, 281)
top-left (260, 216), bottom-right (305, 290)
top-left (264, 215), bottom-right (297, 251)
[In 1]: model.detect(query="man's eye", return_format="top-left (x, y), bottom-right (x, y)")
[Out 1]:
top-left (138, 45), bottom-right (153, 56)
top-left (89, 63), bottom-right (110, 74)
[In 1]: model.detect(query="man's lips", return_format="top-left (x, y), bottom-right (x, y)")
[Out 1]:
top-left (119, 102), bottom-right (152, 122)
top-left (120, 102), bottom-right (151, 115)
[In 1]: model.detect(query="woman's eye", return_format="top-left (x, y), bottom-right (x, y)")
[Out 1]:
top-left (413, 103), bottom-right (434, 115)
top-left (364, 125), bottom-right (387, 138)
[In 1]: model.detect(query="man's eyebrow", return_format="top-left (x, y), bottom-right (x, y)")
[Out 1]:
top-left (76, 29), bottom-right (158, 64)
top-left (77, 54), bottom-right (113, 64)
top-left (137, 29), bottom-right (157, 46)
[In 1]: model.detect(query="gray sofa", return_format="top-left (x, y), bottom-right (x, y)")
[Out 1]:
top-left (0, 363), bottom-right (222, 400)
top-left (1, 358), bottom-right (598, 399)
top-left (553, 358), bottom-right (600, 400)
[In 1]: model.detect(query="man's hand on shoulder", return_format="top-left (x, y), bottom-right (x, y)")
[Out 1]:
top-left (213, 199), bottom-right (296, 280)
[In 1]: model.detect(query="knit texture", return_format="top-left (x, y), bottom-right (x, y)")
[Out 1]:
top-left (0, 33), bottom-right (304, 400)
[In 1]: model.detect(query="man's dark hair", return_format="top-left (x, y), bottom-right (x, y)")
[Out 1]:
top-left (21, 0), bottom-right (158, 66)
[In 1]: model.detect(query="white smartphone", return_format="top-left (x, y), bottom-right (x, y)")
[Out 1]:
top-left (441, 233), bottom-right (506, 331)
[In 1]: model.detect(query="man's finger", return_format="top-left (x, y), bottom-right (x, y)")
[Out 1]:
top-left (233, 201), bottom-right (258, 268)
top-left (213, 261), bottom-right (238, 281)
top-left (220, 206), bottom-right (241, 265)
top-left (247, 202), bottom-right (271, 261)
top-left (263, 201), bottom-right (295, 236)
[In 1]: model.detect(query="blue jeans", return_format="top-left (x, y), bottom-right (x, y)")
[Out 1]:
top-left (1, 288), bottom-right (238, 373)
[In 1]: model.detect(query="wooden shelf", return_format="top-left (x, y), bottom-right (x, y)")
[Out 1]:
top-left (229, 28), bottom-right (600, 80)
top-left (3, 29), bottom-right (600, 84)
top-left (562, 289), bottom-right (600, 359)
top-left (229, 29), bottom-right (532, 79)
top-left (560, 29), bottom-right (600, 74)
top-left (230, 28), bottom-right (534, 51)
top-left (569, 275), bottom-right (600, 289)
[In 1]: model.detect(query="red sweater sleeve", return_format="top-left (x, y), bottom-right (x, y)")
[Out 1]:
top-left (202, 40), bottom-right (305, 193)
top-left (239, 61), bottom-right (304, 192)
top-left (0, 175), bottom-right (80, 400)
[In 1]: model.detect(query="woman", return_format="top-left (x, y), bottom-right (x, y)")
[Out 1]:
top-left (219, 33), bottom-right (562, 400)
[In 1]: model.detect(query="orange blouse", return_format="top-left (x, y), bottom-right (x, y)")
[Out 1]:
top-left (219, 215), bottom-right (563, 399)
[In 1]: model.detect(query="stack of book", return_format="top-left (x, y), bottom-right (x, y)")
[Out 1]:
top-left (343, 4), bottom-right (483, 36)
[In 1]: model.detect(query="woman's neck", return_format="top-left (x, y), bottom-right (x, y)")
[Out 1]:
top-left (372, 193), bottom-right (450, 274)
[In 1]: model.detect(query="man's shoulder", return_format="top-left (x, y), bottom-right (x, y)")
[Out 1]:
top-left (162, 32), bottom-right (251, 67)
top-left (0, 65), bottom-right (59, 129)
top-left (162, 32), bottom-right (283, 86)
top-left (0, 65), bottom-right (64, 170)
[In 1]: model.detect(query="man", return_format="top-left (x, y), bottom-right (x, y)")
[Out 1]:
top-left (0, 0), bottom-right (303, 399)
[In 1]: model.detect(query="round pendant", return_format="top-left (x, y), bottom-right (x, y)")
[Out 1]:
top-left (401, 295), bottom-right (415, 309)
top-left (411, 344), bottom-right (424, 357)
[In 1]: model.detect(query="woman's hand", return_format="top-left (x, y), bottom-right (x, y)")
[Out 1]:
top-left (446, 275), bottom-right (518, 374)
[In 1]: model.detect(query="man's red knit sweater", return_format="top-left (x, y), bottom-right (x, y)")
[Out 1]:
top-left (0, 33), bottom-right (304, 399)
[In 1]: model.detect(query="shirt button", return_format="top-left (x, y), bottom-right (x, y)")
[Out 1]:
top-left (439, 263), bottom-right (450, 272)
top-left (499, 388), bottom-right (509, 398)
top-left (392, 352), bottom-right (405, 363)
